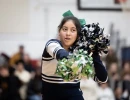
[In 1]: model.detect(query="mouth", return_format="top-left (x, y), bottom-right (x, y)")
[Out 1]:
top-left (65, 38), bottom-right (71, 41)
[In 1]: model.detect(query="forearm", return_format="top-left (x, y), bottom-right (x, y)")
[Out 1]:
top-left (93, 53), bottom-right (108, 83)
top-left (56, 49), bottom-right (69, 60)
top-left (46, 39), bottom-right (69, 60)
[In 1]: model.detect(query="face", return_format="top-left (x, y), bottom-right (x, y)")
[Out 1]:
top-left (19, 48), bottom-right (24, 54)
top-left (0, 68), bottom-right (9, 77)
top-left (23, 54), bottom-right (30, 63)
top-left (59, 20), bottom-right (78, 50)
top-left (16, 63), bottom-right (24, 72)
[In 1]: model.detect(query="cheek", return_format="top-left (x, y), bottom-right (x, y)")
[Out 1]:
top-left (59, 31), bottom-right (65, 38)
top-left (72, 33), bottom-right (78, 40)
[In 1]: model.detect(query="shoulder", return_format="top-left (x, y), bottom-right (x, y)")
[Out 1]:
top-left (47, 39), bottom-right (61, 44)
top-left (45, 39), bottom-right (62, 47)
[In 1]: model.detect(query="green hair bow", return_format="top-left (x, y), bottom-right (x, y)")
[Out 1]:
top-left (62, 10), bottom-right (86, 26)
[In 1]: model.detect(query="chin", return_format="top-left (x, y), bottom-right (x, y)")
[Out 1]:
top-left (65, 44), bottom-right (72, 48)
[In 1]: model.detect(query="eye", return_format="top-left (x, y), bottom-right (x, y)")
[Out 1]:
top-left (71, 29), bottom-right (76, 32)
top-left (62, 28), bottom-right (67, 31)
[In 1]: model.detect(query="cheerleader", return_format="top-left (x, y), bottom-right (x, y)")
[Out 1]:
top-left (41, 16), bottom-right (108, 100)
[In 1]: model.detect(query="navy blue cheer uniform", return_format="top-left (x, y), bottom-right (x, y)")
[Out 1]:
top-left (41, 39), bottom-right (108, 100)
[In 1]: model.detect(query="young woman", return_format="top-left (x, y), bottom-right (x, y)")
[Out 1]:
top-left (41, 16), bottom-right (108, 100)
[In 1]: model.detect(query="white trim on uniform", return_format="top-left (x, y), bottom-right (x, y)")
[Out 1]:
top-left (95, 76), bottom-right (108, 83)
top-left (42, 78), bottom-right (80, 84)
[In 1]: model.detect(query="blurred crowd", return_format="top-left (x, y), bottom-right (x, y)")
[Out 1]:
top-left (0, 45), bottom-right (42, 100)
top-left (0, 45), bottom-right (130, 100)
top-left (80, 47), bottom-right (130, 100)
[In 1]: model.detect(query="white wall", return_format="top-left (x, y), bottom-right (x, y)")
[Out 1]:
top-left (0, 0), bottom-right (29, 33)
top-left (0, 0), bottom-right (130, 59)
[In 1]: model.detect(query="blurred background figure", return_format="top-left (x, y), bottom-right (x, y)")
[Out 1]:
top-left (23, 53), bottom-right (34, 73)
top-left (27, 67), bottom-right (42, 100)
top-left (0, 66), bottom-right (22, 100)
top-left (14, 60), bottom-right (31, 100)
top-left (0, 53), bottom-right (10, 67)
top-left (108, 62), bottom-right (120, 91)
top-left (122, 73), bottom-right (130, 100)
top-left (122, 62), bottom-right (130, 74)
top-left (9, 45), bottom-right (25, 68)
top-left (97, 82), bottom-right (115, 100)
top-left (105, 47), bottom-right (118, 70)
top-left (80, 78), bottom-right (99, 100)
top-left (114, 86), bottom-right (123, 100)
top-left (23, 53), bottom-right (35, 79)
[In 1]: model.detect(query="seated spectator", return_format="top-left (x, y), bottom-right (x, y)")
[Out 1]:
top-left (98, 82), bottom-right (115, 100)
top-left (9, 45), bottom-right (25, 67)
top-left (0, 53), bottom-right (10, 67)
top-left (114, 86), bottom-right (123, 100)
top-left (105, 47), bottom-right (118, 69)
top-left (0, 66), bottom-right (22, 100)
top-left (122, 62), bottom-right (130, 74)
top-left (27, 67), bottom-right (42, 100)
top-left (80, 78), bottom-right (99, 100)
top-left (23, 53), bottom-right (34, 73)
top-left (108, 62), bottom-right (120, 90)
top-left (14, 60), bottom-right (31, 100)
top-left (122, 73), bottom-right (130, 100)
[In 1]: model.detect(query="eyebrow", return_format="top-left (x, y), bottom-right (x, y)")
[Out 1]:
top-left (62, 26), bottom-right (67, 28)
top-left (62, 26), bottom-right (76, 29)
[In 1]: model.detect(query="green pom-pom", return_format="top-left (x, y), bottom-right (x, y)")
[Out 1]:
top-left (55, 49), bottom-right (94, 81)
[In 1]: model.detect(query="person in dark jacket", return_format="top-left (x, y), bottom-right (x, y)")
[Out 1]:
top-left (0, 66), bottom-right (22, 100)
top-left (27, 68), bottom-right (42, 100)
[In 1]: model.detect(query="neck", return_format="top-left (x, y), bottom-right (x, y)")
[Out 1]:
top-left (61, 41), bottom-right (69, 51)
top-left (63, 46), bottom-right (69, 51)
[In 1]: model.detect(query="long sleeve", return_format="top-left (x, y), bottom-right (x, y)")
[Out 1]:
top-left (92, 52), bottom-right (108, 83)
top-left (45, 39), bottom-right (69, 60)
top-left (41, 39), bottom-right (80, 84)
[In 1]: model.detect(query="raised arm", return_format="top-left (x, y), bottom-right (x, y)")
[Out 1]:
top-left (92, 52), bottom-right (108, 83)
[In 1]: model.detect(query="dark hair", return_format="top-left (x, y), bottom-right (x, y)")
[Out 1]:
top-left (58, 16), bottom-right (81, 35)
top-left (15, 59), bottom-right (24, 65)
top-left (19, 45), bottom-right (24, 49)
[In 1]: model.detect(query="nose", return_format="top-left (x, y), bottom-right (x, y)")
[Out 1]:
top-left (66, 30), bottom-right (71, 36)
